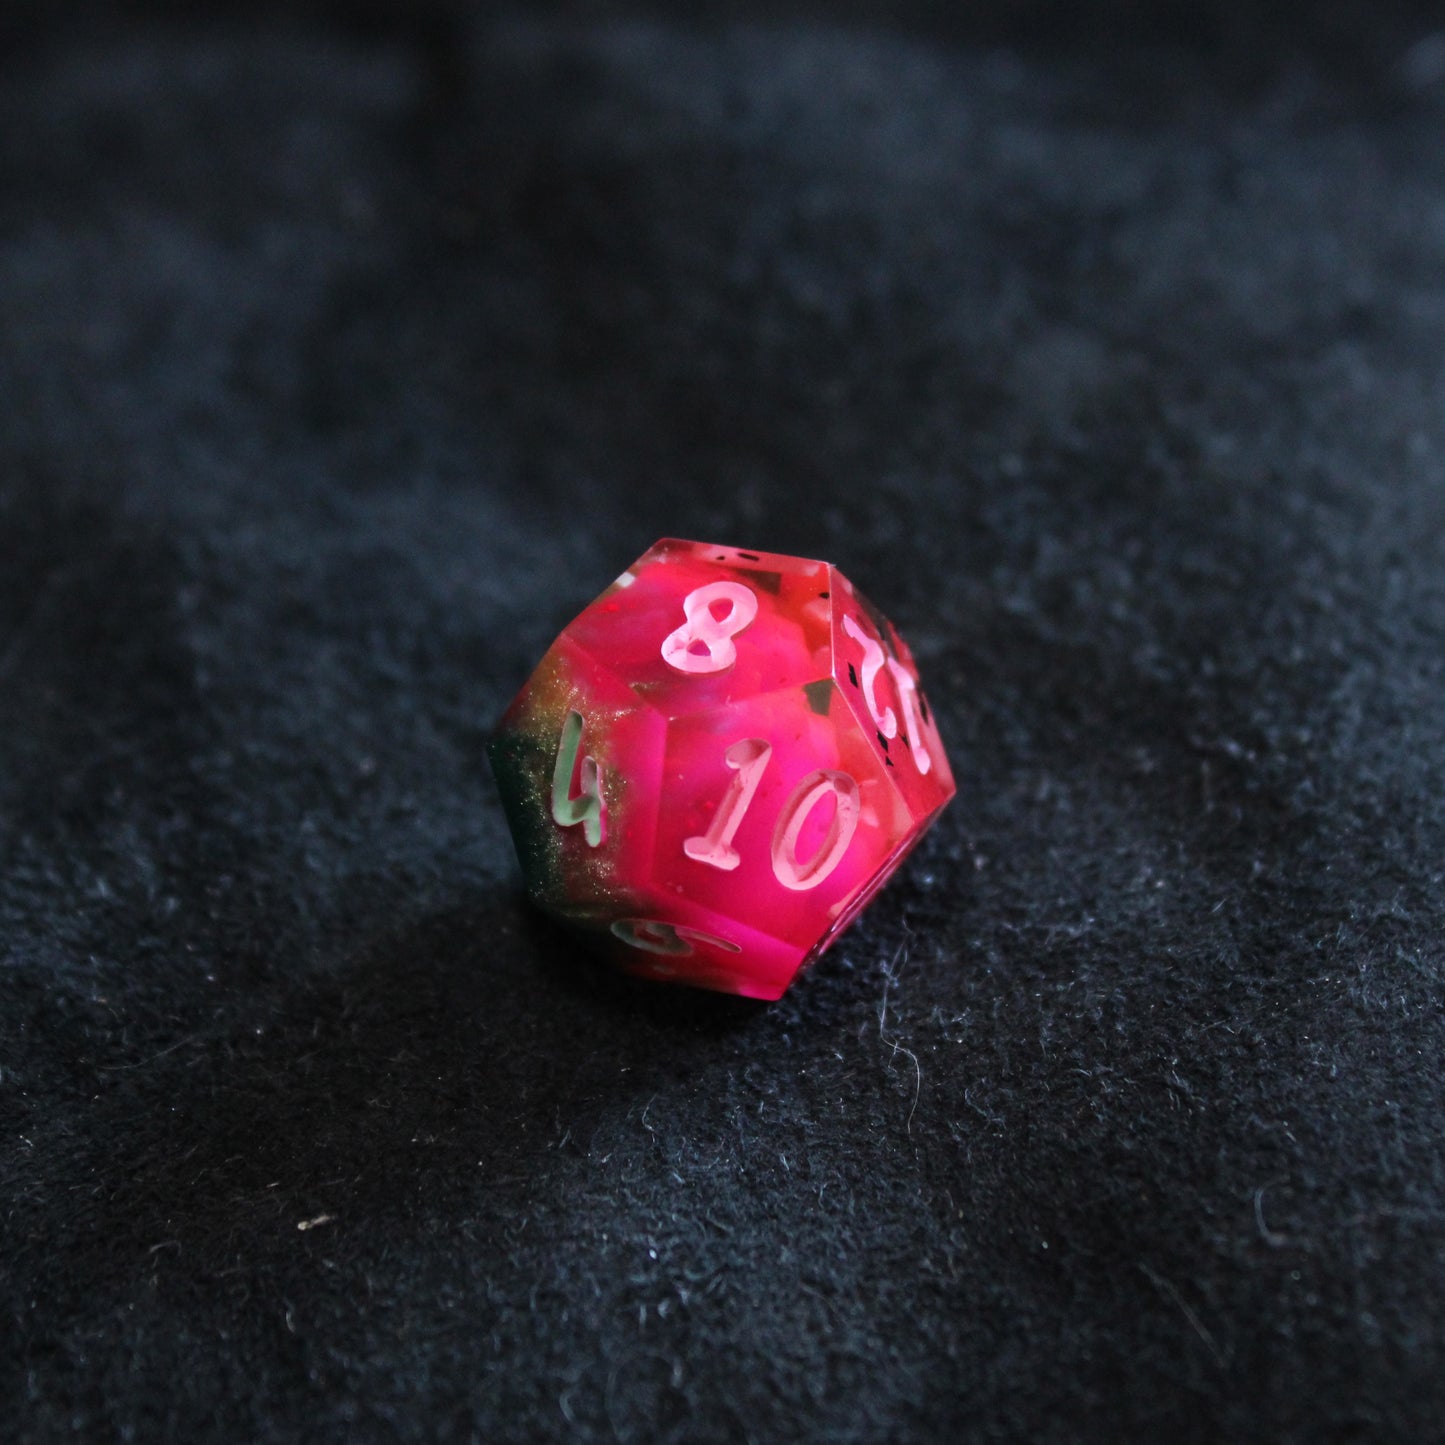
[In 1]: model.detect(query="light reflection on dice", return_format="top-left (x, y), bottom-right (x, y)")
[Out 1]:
top-left (487, 539), bottom-right (955, 999)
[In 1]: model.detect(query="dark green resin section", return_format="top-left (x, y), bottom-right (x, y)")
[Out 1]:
top-left (802, 677), bottom-right (835, 717)
top-left (486, 726), bottom-right (568, 909)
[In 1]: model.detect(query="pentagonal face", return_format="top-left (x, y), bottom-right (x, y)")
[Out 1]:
top-left (487, 633), bottom-right (667, 922)
top-left (646, 680), bottom-right (913, 990)
top-left (826, 566), bottom-right (956, 824)
top-left (562, 539), bottom-right (834, 717)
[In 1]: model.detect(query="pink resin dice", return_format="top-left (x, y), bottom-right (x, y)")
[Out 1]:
top-left (488, 540), bottom-right (955, 999)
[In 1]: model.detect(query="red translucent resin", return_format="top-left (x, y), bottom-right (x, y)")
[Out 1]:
top-left (488, 539), bottom-right (955, 999)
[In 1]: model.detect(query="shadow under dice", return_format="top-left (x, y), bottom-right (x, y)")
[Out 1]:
top-left (488, 539), bottom-right (955, 1000)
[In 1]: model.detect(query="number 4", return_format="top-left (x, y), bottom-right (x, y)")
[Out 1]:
top-left (551, 710), bottom-right (606, 847)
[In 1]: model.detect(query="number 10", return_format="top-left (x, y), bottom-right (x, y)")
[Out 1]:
top-left (685, 741), bottom-right (861, 892)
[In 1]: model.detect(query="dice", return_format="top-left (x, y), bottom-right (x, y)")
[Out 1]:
top-left (487, 539), bottom-right (955, 999)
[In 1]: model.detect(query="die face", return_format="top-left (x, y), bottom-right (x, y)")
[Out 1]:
top-left (488, 539), bottom-right (955, 999)
top-left (826, 569), bottom-right (956, 823)
top-left (647, 682), bottom-right (911, 961)
top-left (487, 634), bottom-right (668, 920)
top-left (601, 903), bottom-right (807, 999)
top-left (561, 539), bottom-right (834, 715)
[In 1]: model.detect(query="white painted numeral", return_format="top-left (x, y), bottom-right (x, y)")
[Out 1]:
top-left (550, 710), bottom-right (606, 847)
top-left (683, 738), bottom-right (772, 871)
top-left (661, 582), bottom-right (759, 675)
top-left (843, 614), bottom-right (897, 738)
top-left (771, 770), bottom-right (861, 891)
top-left (611, 919), bottom-right (742, 955)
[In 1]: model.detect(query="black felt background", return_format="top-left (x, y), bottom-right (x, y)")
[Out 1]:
top-left (4, 2), bottom-right (1445, 1441)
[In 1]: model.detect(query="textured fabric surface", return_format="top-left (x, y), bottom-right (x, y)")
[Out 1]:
top-left (3, 3), bottom-right (1445, 1441)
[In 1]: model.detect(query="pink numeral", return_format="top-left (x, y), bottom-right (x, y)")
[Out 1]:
top-left (844, 611), bottom-right (933, 777)
top-left (685, 741), bottom-right (861, 891)
top-left (887, 660), bottom-right (932, 775)
top-left (661, 582), bottom-right (759, 674)
top-left (684, 738), bottom-right (773, 871)
top-left (770, 770), bottom-right (861, 891)
top-left (843, 615), bottom-right (897, 738)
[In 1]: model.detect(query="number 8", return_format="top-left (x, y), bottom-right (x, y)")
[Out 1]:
top-left (661, 582), bottom-right (759, 675)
